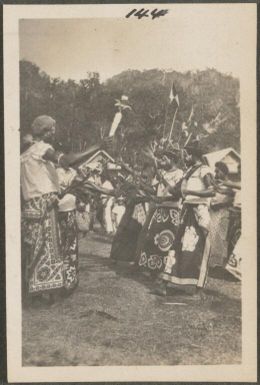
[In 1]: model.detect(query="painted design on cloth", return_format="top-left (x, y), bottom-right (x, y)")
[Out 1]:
top-left (181, 226), bottom-right (199, 252)
top-left (152, 208), bottom-right (169, 224)
top-left (22, 195), bottom-right (64, 294)
top-left (132, 203), bottom-right (146, 226)
top-left (169, 209), bottom-right (180, 226)
top-left (147, 255), bottom-right (163, 270)
top-left (139, 252), bottom-right (147, 266)
top-left (160, 204), bottom-right (211, 288)
top-left (227, 253), bottom-right (241, 269)
top-left (164, 250), bottom-right (176, 274)
top-left (59, 210), bottom-right (79, 291)
top-left (194, 204), bottom-right (210, 230)
top-left (136, 204), bottom-right (180, 273)
top-left (225, 236), bottom-right (241, 280)
top-left (154, 229), bottom-right (175, 251)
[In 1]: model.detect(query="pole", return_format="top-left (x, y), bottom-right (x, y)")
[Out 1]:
top-left (183, 132), bottom-right (192, 148)
top-left (177, 130), bottom-right (182, 145)
top-left (162, 104), bottom-right (169, 139)
top-left (168, 106), bottom-right (178, 143)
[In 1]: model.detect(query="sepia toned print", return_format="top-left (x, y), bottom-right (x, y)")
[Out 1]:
top-left (4, 3), bottom-right (257, 382)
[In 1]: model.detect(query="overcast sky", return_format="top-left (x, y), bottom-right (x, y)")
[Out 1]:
top-left (19, 11), bottom-right (246, 82)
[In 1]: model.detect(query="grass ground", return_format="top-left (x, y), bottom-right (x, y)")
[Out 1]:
top-left (22, 231), bottom-right (241, 366)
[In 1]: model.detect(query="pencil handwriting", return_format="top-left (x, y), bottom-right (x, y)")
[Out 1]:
top-left (125, 8), bottom-right (169, 20)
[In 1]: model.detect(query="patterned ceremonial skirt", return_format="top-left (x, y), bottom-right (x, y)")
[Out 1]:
top-left (160, 203), bottom-right (211, 289)
top-left (209, 207), bottom-right (230, 267)
top-left (225, 236), bottom-right (241, 280)
top-left (225, 207), bottom-right (241, 280)
top-left (110, 203), bottom-right (146, 262)
top-left (136, 201), bottom-right (181, 273)
top-left (58, 210), bottom-right (79, 291)
top-left (22, 193), bottom-right (64, 295)
top-left (22, 193), bottom-right (79, 296)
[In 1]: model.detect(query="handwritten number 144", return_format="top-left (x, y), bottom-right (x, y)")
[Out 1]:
top-left (126, 8), bottom-right (168, 20)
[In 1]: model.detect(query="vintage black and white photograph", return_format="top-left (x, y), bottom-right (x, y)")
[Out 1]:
top-left (4, 3), bottom-right (257, 382)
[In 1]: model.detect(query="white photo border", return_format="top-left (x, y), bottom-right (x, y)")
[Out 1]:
top-left (4, 3), bottom-right (257, 382)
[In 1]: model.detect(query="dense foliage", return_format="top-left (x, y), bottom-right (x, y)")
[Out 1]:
top-left (20, 60), bottom-right (240, 160)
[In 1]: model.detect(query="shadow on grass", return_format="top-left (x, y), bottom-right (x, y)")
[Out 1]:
top-left (80, 249), bottom-right (241, 317)
top-left (80, 247), bottom-right (161, 293)
top-left (22, 234), bottom-right (242, 367)
top-left (208, 266), bottom-right (240, 282)
top-left (90, 233), bottom-right (113, 244)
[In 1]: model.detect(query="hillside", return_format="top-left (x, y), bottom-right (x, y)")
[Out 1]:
top-left (20, 60), bottom-right (240, 158)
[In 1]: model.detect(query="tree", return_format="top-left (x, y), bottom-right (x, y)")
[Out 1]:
top-left (20, 61), bottom-right (240, 160)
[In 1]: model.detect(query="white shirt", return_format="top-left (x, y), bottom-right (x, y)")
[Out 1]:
top-left (157, 169), bottom-right (184, 197)
top-left (21, 141), bottom-right (59, 201)
top-left (183, 164), bottom-right (213, 205)
top-left (101, 180), bottom-right (113, 204)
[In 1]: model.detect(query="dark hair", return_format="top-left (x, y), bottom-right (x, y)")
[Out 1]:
top-left (162, 150), bottom-right (178, 163)
top-left (215, 161), bottom-right (229, 176)
top-left (185, 146), bottom-right (203, 159)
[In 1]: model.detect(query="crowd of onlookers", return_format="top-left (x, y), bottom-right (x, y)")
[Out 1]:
top-left (75, 167), bottom-right (144, 241)
top-left (74, 167), bottom-right (126, 238)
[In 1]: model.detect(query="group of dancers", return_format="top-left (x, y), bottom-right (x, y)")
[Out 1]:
top-left (20, 114), bottom-right (241, 306)
top-left (110, 144), bottom-right (241, 296)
